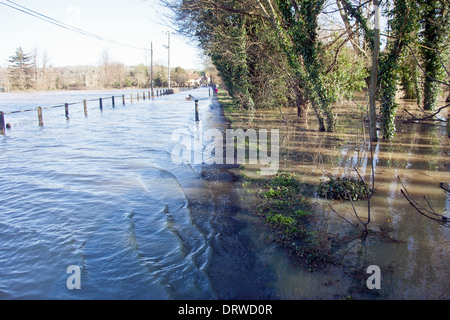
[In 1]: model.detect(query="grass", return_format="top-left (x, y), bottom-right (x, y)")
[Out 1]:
top-left (217, 90), bottom-right (333, 270)
top-left (241, 172), bottom-right (331, 270)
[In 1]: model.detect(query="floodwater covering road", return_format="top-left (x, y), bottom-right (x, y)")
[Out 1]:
top-left (0, 87), bottom-right (275, 299)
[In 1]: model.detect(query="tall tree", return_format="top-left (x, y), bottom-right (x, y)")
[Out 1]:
top-left (8, 47), bottom-right (34, 91)
top-left (40, 50), bottom-right (51, 91)
top-left (419, 0), bottom-right (449, 110)
top-left (255, 0), bottom-right (335, 131)
top-left (399, 48), bottom-right (421, 103)
top-left (134, 64), bottom-right (149, 89)
top-left (375, 0), bottom-right (422, 139)
top-left (167, 0), bottom-right (295, 113)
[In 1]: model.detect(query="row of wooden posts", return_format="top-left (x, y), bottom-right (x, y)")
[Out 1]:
top-left (0, 88), bottom-right (177, 134)
top-left (0, 88), bottom-right (201, 134)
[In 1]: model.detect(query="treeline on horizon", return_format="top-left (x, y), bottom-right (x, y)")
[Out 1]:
top-left (164, 0), bottom-right (450, 139)
top-left (0, 47), bottom-right (206, 92)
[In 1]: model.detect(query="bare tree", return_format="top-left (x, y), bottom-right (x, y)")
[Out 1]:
top-left (31, 48), bottom-right (39, 90)
top-left (100, 49), bottom-right (112, 88)
top-left (41, 50), bottom-right (50, 90)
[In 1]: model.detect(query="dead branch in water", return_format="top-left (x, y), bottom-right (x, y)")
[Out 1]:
top-left (403, 103), bottom-right (450, 123)
top-left (398, 176), bottom-right (450, 227)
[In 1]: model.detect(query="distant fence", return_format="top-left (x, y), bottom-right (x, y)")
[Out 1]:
top-left (0, 87), bottom-right (195, 134)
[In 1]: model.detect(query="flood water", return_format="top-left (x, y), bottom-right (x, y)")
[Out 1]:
top-left (230, 98), bottom-right (449, 300)
top-left (0, 88), bottom-right (274, 299)
top-left (0, 88), bottom-right (448, 300)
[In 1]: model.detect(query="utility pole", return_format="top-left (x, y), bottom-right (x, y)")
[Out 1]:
top-left (167, 32), bottom-right (171, 89)
top-left (163, 31), bottom-right (173, 89)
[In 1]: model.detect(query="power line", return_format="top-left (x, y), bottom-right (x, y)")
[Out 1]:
top-left (0, 0), bottom-right (150, 51)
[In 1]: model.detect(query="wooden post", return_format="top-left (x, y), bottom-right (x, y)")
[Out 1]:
top-left (37, 107), bottom-right (43, 127)
top-left (122, 95), bottom-right (125, 105)
top-left (143, 92), bottom-right (146, 100)
top-left (83, 100), bottom-right (88, 116)
top-left (130, 94), bottom-right (133, 104)
top-left (148, 91), bottom-right (151, 98)
top-left (137, 92), bottom-right (140, 102)
top-left (65, 103), bottom-right (69, 119)
top-left (0, 111), bottom-right (5, 135)
top-left (195, 100), bottom-right (199, 122)
top-left (209, 88), bottom-right (211, 97)
top-left (99, 98), bottom-right (103, 110)
top-left (112, 96), bottom-right (115, 107)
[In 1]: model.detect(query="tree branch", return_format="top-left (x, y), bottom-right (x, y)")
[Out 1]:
top-left (398, 176), bottom-right (449, 227)
top-left (403, 103), bottom-right (450, 122)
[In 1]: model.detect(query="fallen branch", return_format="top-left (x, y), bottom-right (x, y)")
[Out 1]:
top-left (403, 103), bottom-right (450, 122)
top-left (404, 42), bottom-right (450, 88)
top-left (398, 176), bottom-right (449, 227)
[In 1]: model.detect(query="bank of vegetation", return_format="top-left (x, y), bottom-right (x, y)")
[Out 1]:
top-left (165, 0), bottom-right (449, 140)
top-left (219, 90), bottom-right (370, 268)
top-left (166, 0), bottom-right (449, 295)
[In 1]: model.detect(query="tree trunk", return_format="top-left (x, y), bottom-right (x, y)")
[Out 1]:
top-left (297, 104), bottom-right (309, 118)
top-left (296, 86), bottom-right (308, 118)
top-left (337, 0), bottom-right (364, 56)
top-left (421, 0), bottom-right (446, 111)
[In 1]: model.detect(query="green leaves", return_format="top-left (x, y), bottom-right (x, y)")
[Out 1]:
top-left (379, 0), bottom-right (418, 139)
top-left (255, 172), bottom-right (311, 234)
top-left (265, 0), bottom-right (335, 131)
top-left (319, 177), bottom-right (370, 201)
top-left (240, 171), bottom-right (331, 270)
top-left (419, 0), bottom-right (449, 110)
top-left (379, 0), bottom-right (449, 136)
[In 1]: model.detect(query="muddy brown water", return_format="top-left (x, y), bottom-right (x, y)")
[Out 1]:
top-left (227, 97), bottom-right (449, 300)
top-left (0, 88), bottom-right (447, 300)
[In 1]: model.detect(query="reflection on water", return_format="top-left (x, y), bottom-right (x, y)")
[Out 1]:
top-left (233, 99), bottom-right (449, 299)
top-left (0, 88), bottom-right (275, 300)
top-left (0, 88), bottom-right (448, 300)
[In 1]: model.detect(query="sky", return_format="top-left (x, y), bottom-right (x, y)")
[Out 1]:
top-left (0, 0), bottom-right (204, 69)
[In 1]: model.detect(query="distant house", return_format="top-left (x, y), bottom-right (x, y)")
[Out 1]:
top-left (187, 78), bottom-right (201, 87)
top-left (185, 72), bottom-right (212, 87)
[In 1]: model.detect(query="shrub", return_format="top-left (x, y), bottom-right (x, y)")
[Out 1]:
top-left (318, 177), bottom-right (369, 201)
top-left (266, 214), bottom-right (296, 228)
